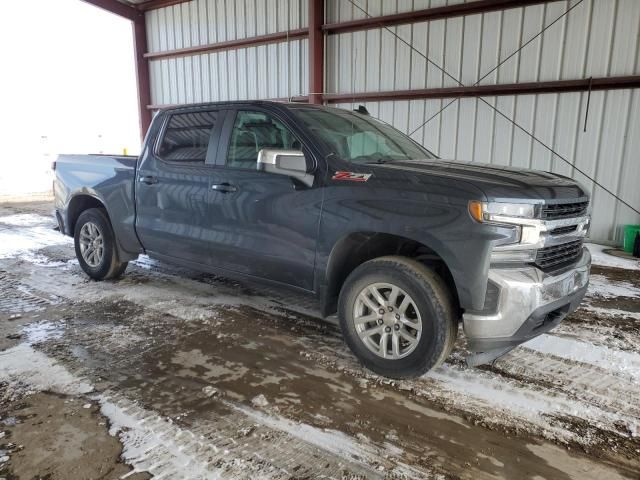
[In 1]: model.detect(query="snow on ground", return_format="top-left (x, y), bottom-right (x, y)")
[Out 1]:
top-left (523, 334), bottom-right (640, 383)
top-left (588, 274), bottom-right (640, 298)
top-left (587, 243), bottom-right (640, 270)
top-left (0, 213), bottom-right (70, 259)
top-left (0, 344), bottom-right (92, 395)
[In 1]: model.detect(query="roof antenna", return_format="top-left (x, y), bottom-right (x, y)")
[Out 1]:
top-left (354, 105), bottom-right (369, 115)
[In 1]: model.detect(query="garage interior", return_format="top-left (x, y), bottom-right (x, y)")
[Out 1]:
top-left (1, 1), bottom-right (640, 479)
top-left (87, 0), bottom-right (639, 245)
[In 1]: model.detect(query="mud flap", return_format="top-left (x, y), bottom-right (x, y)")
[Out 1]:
top-left (465, 346), bottom-right (516, 368)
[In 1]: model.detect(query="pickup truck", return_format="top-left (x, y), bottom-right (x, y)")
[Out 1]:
top-left (53, 101), bottom-right (591, 378)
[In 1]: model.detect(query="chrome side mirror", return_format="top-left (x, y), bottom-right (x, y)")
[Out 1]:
top-left (256, 149), bottom-right (314, 187)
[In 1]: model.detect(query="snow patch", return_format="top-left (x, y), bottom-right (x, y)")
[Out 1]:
top-left (0, 344), bottom-right (92, 395)
top-left (425, 363), bottom-right (639, 439)
top-left (523, 334), bottom-right (640, 383)
top-left (588, 274), bottom-right (640, 299)
top-left (587, 243), bottom-right (640, 271)
top-left (0, 214), bottom-right (70, 259)
top-left (22, 320), bottom-right (65, 344)
top-left (98, 396), bottom-right (221, 480)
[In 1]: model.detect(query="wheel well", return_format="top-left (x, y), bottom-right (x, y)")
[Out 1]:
top-left (66, 195), bottom-right (107, 235)
top-left (323, 232), bottom-right (459, 317)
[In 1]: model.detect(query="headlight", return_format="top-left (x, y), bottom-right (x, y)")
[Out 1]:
top-left (468, 201), bottom-right (536, 223)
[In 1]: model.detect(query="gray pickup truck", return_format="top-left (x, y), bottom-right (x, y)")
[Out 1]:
top-left (53, 101), bottom-right (591, 378)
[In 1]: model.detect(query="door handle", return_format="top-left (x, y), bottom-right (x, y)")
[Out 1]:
top-left (211, 183), bottom-right (237, 193)
top-left (139, 175), bottom-right (159, 185)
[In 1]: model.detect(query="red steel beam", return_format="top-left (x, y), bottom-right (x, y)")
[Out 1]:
top-left (145, 75), bottom-right (640, 110)
top-left (323, 0), bottom-right (560, 35)
top-left (133, 15), bottom-right (153, 138)
top-left (322, 76), bottom-right (640, 103)
top-left (81, 0), bottom-right (152, 139)
top-left (144, 28), bottom-right (309, 60)
top-left (136, 0), bottom-right (192, 11)
top-left (80, 0), bottom-right (138, 20)
top-left (308, 0), bottom-right (325, 104)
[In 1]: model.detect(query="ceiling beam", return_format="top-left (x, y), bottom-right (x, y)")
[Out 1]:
top-left (135, 0), bottom-right (193, 11)
top-left (80, 0), bottom-right (138, 20)
top-left (323, 0), bottom-right (561, 35)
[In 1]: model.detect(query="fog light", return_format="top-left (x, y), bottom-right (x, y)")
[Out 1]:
top-left (490, 249), bottom-right (537, 264)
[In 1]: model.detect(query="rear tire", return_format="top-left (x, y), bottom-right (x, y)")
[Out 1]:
top-left (338, 256), bottom-right (457, 378)
top-left (74, 208), bottom-right (128, 280)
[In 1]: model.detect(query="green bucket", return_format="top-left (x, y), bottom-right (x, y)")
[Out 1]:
top-left (623, 225), bottom-right (640, 253)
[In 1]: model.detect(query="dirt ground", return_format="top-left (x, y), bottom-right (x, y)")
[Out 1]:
top-left (0, 200), bottom-right (639, 479)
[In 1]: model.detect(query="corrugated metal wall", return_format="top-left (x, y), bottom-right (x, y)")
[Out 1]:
top-left (146, 0), bottom-right (308, 104)
top-left (145, 0), bottom-right (640, 244)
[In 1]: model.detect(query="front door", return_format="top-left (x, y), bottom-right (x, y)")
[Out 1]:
top-left (135, 108), bottom-right (224, 265)
top-left (206, 109), bottom-right (323, 290)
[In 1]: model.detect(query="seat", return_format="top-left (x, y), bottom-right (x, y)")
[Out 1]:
top-left (229, 130), bottom-right (258, 169)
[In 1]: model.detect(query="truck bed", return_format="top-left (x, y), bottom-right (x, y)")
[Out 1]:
top-left (53, 154), bottom-right (141, 259)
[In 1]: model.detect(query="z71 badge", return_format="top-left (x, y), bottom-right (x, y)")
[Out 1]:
top-left (332, 171), bottom-right (372, 182)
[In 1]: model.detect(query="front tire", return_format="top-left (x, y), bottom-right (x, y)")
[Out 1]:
top-left (74, 208), bottom-right (128, 280)
top-left (338, 256), bottom-right (457, 378)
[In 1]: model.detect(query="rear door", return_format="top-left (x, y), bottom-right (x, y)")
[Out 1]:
top-left (135, 108), bottom-right (225, 265)
top-left (205, 107), bottom-right (324, 290)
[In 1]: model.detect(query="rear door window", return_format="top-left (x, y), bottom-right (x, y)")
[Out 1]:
top-left (157, 111), bottom-right (217, 164)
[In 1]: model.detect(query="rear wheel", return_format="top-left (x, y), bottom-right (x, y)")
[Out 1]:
top-left (74, 208), bottom-right (128, 280)
top-left (338, 256), bottom-right (457, 378)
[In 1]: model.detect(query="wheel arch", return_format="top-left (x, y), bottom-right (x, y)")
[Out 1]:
top-left (321, 231), bottom-right (461, 318)
top-left (66, 193), bottom-right (109, 236)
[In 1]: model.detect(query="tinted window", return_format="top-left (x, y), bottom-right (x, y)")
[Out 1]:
top-left (158, 111), bottom-right (217, 163)
top-left (294, 108), bottom-right (435, 164)
top-left (226, 111), bottom-right (301, 169)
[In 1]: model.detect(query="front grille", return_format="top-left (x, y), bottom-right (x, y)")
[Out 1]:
top-left (540, 201), bottom-right (588, 220)
top-left (551, 225), bottom-right (578, 235)
top-left (535, 239), bottom-right (583, 271)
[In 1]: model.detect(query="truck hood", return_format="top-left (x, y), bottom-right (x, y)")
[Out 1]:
top-left (371, 159), bottom-right (588, 203)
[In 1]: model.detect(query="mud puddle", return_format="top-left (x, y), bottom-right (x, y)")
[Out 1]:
top-left (0, 390), bottom-right (148, 480)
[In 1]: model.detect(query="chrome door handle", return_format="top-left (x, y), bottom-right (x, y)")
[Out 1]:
top-left (211, 183), bottom-right (237, 193)
top-left (139, 175), bottom-right (159, 185)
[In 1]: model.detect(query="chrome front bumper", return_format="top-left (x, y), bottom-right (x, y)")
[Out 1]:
top-left (463, 248), bottom-right (591, 352)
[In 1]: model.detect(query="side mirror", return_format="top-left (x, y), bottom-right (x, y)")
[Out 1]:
top-left (256, 149), bottom-right (314, 187)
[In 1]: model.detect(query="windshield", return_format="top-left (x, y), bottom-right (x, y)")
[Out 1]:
top-left (293, 108), bottom-right (436, 163)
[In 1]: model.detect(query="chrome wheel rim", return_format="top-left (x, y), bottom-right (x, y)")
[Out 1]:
top-left (352, 282), bottom-right (422, 360)
top-left (79, 222), bottom-right (104, 268)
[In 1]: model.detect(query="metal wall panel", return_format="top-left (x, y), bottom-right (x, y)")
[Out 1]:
top-left (146, 0), bottom-right (309, 105)
top-left (149, 39), bottom-right (308, 105)
top-left (325, 0), bottom-right (468, 23)
top-left (146, 0), bottom-right (308, 53)
top-left (326, 0), bottom-right (640, 94)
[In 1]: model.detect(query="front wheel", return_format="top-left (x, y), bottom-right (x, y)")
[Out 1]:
top-left (74, 208), bottom-right (128, 280)
top-left (338, 256), bottom-right (457, 378)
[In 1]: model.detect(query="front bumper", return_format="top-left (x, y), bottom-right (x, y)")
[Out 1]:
top-left (463, 247), bottom-right (591, 352)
